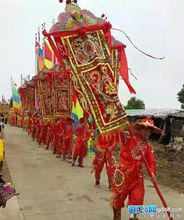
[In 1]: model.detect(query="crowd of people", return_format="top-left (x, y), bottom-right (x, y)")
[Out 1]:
top-left (7, 110), bottom-right (163, 220)
top-left (8, 111), bottom-right (94, 168)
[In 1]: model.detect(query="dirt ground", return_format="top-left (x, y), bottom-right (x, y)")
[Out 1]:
top-left (151, 140), bottom-right (184, 194)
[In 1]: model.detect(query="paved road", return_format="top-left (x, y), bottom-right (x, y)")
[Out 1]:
top-left (0, 125), bottom-right (183, 220)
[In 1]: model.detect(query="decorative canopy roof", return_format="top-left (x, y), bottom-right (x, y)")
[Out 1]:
top-left (49, 3), bottom-right (107, 33)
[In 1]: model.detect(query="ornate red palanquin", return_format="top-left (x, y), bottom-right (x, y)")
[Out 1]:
top-left (42, 3), bottom-right (131, 133)
top-left (34, 65), bottom-right (72, 119)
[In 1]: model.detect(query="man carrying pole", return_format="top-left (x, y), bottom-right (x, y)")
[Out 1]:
top-left (92, 134), bottom-right (117, 190)
top-left (62, 117), bottom-right (75, 161)
top-left (111, 117), bottom-right (173, 220)
top-left (72, 117), bottom-right (90, 167)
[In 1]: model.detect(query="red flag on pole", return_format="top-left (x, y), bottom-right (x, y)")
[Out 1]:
top-left (120, 48), bottom-right (136, 94)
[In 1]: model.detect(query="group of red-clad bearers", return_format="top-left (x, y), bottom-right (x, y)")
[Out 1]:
top-left (12, 111), bottom-right (92, 167)
top-left (10, 110), bottom-right (163, 220)
top-left (8, 112), bottom-right (17, 127)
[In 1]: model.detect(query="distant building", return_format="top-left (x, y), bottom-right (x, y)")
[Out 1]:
top-left (126, 109), bottom-right (184, 144)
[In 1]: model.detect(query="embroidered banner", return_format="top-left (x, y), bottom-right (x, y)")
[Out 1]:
top-left (54, 30), bottom-right (128, 133)
top-left (37, 76), bottom-right (53, 118)
top-left (53, 74), bottom-right (72, 117)
top-left (42, 4), bottom-right (131, 133)
top-left (36, 69), bottom-right (72, 119)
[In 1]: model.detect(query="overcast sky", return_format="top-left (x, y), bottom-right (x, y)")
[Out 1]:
top-left (0, 0), bottom-right (183, 109)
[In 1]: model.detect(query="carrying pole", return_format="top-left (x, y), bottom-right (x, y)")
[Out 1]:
top-left (140, 149), bottom-right (173, 220)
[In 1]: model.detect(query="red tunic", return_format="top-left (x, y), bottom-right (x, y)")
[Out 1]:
top-left (92, 134), bottom-right (117, 187)
top-left (63, 123), bottom-right (73, 158)
top-left (35, 119), bottom-right (41, 142)
top-left (32, 118), bottom-right (39, 140)
top-left (73, 124), bottom-right (90, 165)
top-left (56, 120), bottom-right (66, 156)
top-left (38, 122), bottom-right (47, 145)
top-left (112, 131), bottom-right (156, 208)
top-left (50, 122), bottom-right (60, 154)
top-left (46, 121), bottom-right (52, 148)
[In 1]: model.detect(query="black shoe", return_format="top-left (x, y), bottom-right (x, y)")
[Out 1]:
top-left (113, 207), bottom-right (121, 220)
top-left (95, 180), bottom-right (100, 186)
top-left (78, 164), bottom-right (84, 168)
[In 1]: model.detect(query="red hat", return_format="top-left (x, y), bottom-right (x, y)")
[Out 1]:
top-left (134, 117), bottom-right (164, 135)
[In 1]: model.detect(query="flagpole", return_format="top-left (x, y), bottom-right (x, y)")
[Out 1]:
top-left (11, 76), bottom-right (14, 109)
top-left (35, 33), bottom-right (37, 75)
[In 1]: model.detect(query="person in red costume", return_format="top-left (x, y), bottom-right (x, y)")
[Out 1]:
top-left (27, 115), bottom-right (32, 134)
top-left (111, 117), bottom-right (163, 220)
top-left (62, 117), bottom-right (75, 161)
top-left (20, 114), bottom-right (24, 128)
top-left (38, 120), bottom-right (47, 146)
top-left (30, 116), bottom-right (35, 138)
top-left (45, 120), bottom-right (52, 150)
top-left (12, 113), bottom-right (16, 127)
top-left (18, 113), bottom-right (23, 128)
top-left (51, 119), bottom-right (60, 154)
top-left (30, 117), bottom-right (35, 139)
top-left (42, 121), bottom-right (48, 146)
top-left (31, 113), bottom-right (39, 141)
top-left (72, 117), bottom-right (90, 167)
top-left (92, 134), bottom-right (117, 190)
top-left (35, 116), bottom-right (43, 145)
top-left (36, 119), bottom-right (42, 144)
top-left (49, 121), bottom-right (55, 152)
top-left (56, 118), bottom-right (65, 158)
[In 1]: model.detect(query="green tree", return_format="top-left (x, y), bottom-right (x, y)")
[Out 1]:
top-left (125, 97), bottom-right (145, 109)
top-left (177, 85), bottom-right (184, 109)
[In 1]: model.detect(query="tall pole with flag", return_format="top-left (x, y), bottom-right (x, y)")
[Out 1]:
top-left (11, 77), bottom-right (21, 111)
top-left (35, 28), bottom-right (44, 75)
